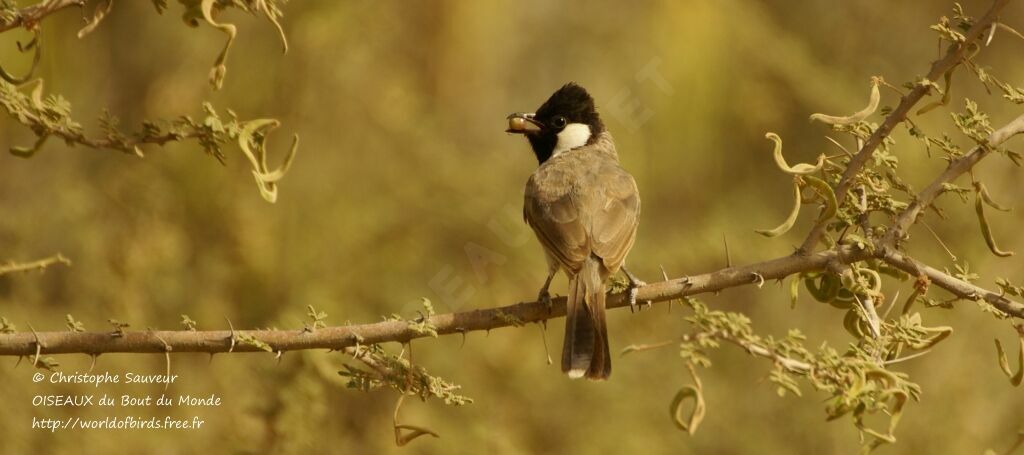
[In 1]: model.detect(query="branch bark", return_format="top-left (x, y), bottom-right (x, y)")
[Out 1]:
top-left (879, 248), bottom-right (1024, 316)
top-left (798, 0), bottom-right (1012, 254)
top-left (0, 0), bottom-right (1021, 368)
top-left (3, 241), bottom-right (1019, 358)
top-left (0, 0), bottom-right (84, 34)
top-left (0, 247), bottom-right (870, 357)
top-left (886, 113), bottom-right (1024, 241)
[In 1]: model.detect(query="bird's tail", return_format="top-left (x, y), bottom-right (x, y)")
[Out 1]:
top-left (562, 254), bottom-right (611, 380)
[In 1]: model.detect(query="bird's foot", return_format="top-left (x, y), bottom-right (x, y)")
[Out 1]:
top-left (626, 277), bottom-right (648, 313)
top-left (538, 289), bottom-right (553, 314)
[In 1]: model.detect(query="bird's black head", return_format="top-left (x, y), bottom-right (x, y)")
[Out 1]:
top-left (506, 83), bottom-right (605, 164)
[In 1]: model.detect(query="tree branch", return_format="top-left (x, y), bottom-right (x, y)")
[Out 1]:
top-left (879, 248), bottom-right (1024, 317)
top-left (798, 0), bottom-right (1012, 254)
top-left (0, 247), bottom-right (871, 357)
top-left (886, 112), bottom-right (1024, 241)
top-left (0, 0), bottom-right (84, 34)
top-left (5, 208), bottom-right (1024, 358)
top-left (0, 253), bottom-right (70, 276)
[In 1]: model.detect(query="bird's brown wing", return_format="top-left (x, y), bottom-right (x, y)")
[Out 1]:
top-left (524, 158), bottom-right (640, 275)
top-left (590, 164), bottom-right (640, 274)
top-left (524, 172), bottom-right (590, 274)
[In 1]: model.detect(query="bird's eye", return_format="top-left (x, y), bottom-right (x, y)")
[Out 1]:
top-left (551, 116), bottom-right (568, 129)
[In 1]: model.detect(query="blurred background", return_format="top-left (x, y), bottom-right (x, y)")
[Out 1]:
top-left (2, 0), bottom-right (1024, 453)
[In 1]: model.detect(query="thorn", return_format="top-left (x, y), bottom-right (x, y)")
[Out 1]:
top-left (456, 328), bottom-right (467, 348)
top-left (224, 316), bottom-right (236, 353)
top-left (824, 136), bottom-right (853, 156)
top-left (660, 265), bottom-right (673, 313)
top-left (622, 266), bottom-right (647, 312)
top-left (881, 290), bottom-right (901, 321)
top-left (921, 220), bottom-right (957, 261)
top-left (152, 332), bottom-right (172, 392)
top-left (536, 322), bottom-right (553, 365)
top-left (854, 294), bottom-right (881, 340)
top-left (723, 234), bottom-right (732, 268)
top-left (27, 323), bottom-right (43, 368)
top-left (884, 349), bottom-right (931, 365)
top-left (164, 351), bottom-right (171, 391)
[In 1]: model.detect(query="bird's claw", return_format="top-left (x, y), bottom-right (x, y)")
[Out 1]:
top-left (627, 278), bottom-right (647, 313)
top-left (538, 289), bottom-right (553, 313)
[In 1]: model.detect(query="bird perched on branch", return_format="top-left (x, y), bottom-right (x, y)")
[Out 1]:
top-left (506, 83), bottom-right (644, 380)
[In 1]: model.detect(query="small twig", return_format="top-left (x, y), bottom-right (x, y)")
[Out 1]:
top-left (0, 0), bottom-right (85, 34)
top-left (0, 253), bottom-right (71, 276)
top-left (886, 113), bottom-right (1024, 244)
top-left (620, 339), bottom-right (678, 356)
top-left (719, 332), bottom-right (812, 374)
top-left (881, 248), bottom-right (1024, 317)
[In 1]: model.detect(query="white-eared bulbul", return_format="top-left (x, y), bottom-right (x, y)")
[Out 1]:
top-left (506, 83), bottom-right (643, 380)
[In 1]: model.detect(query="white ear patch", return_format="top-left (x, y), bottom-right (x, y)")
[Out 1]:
top-left (552, 123), bottom-right (592, 157)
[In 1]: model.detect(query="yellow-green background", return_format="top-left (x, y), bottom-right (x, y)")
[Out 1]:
top-left (2, 1), bottom-right (1023, 453)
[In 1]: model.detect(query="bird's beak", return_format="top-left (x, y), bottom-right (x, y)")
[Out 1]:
top-left (506, 112), bottom-right (542, 134)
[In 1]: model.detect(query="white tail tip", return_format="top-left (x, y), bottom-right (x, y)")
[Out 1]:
top-left (567, 368), bottom-right (586, 379)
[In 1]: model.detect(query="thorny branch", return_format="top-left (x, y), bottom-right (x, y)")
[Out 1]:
top-left (885, 113), bottom-right (1024, 241)
top-left (0, 1), bottom-right (297, 202)
top-left (797, 0), bottom-right (1012, 254)
top-left (1, 241), bottom-right (1022, 357)
top-left (0, 247), bottom-right (863, 356)
top-left (2, 0), bottom-right (1024, 452)
top-left (1, 1), bottom-right (1017, 358)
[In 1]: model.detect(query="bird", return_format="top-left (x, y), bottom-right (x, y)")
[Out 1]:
top-left (506, 82), bottom-right (644, 380)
